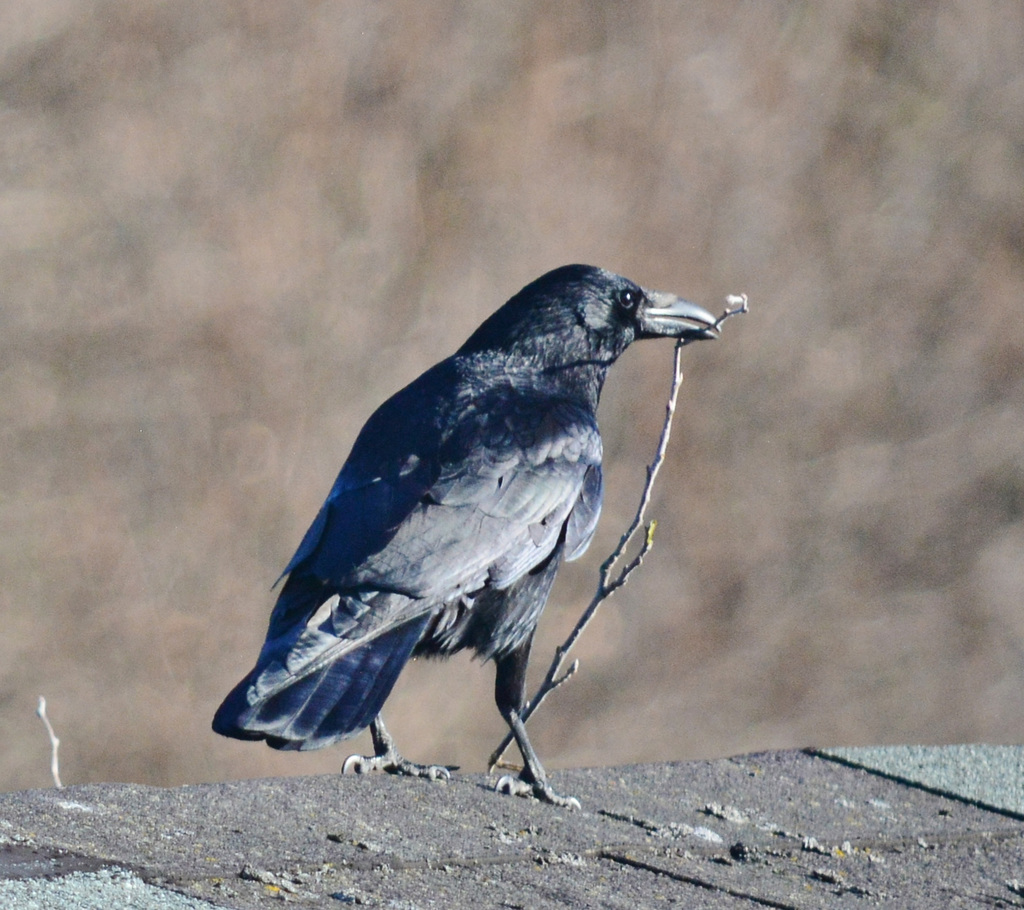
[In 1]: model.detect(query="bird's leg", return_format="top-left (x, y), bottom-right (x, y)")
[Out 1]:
top-left (493, 636), bottom-right (580, 809)
top-left (342, 715), bottom-right (452, 781)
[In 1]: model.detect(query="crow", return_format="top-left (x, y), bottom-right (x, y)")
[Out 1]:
top-left (213, 264), bottom-right (719, 805)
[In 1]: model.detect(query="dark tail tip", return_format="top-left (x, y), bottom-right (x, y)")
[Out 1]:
top-left (212, 674), bottom-right (266, 741)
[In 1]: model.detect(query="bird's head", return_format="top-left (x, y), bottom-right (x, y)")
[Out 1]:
top-left (576, 266), bottom-right (721, 348)
top-left (459, 264), bottom-right (719, 372)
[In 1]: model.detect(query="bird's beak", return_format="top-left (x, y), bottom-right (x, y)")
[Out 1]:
top-left (638, 291), bottom-right (720, 342)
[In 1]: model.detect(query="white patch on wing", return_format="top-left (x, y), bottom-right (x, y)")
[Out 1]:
top-left (307, 594), bottom-right (340, 630)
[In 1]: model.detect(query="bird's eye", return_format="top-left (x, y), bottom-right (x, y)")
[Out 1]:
top-left (617, 288), bottom-right (642, 311)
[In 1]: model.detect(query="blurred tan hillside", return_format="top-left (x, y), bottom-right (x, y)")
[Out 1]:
top-left (2, 1), bottom-right (1023, 791)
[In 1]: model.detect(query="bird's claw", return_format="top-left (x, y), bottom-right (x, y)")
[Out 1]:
top-left (342, 752), bottom-right (452, 781)
top-left (342, 753), bottom-right (384, 775)
top-left (495, 774), bottom-right (580, 809)
top-left (495, 773), bottom-right (528, 797)
top-left (417, 763), bottom-right (453, 782)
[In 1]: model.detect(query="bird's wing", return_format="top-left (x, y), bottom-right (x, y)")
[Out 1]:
top-left (278, 382), bottom-right (602, 603)
top-left (347, 392), bottom-right (603, 597)
top-left (563, 461), bottom-right (603, 561)
top-left (278, 452), bottom-right (436, 586)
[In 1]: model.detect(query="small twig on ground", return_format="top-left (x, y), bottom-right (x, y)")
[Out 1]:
top-left (36, 696), bottom-right (63, 788)
top-left (488, 293), bottom-right (749, 773)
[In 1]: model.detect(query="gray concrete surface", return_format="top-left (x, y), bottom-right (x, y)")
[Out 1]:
top-left (0, 866), bottom-right (214, 910)
top-left (819, 745), bottom-right (1024, 817)
top-left (1, 748), bottom-right (1022, 908)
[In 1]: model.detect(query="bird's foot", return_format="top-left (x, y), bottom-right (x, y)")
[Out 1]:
top-left (342, 715), bottom-right (453, 781)
top-left (495, 774), bottom-right (580, 809)
top-left (342, 751), bottom-right (452, 781)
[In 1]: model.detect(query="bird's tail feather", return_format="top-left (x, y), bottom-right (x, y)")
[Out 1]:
top-left (212, 613), bottom-right (429, 751)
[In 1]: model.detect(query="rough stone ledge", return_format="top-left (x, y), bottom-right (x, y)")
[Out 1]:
top-left (2, 748), bottom-right (1023, 908)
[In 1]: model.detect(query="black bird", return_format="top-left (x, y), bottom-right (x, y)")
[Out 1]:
top-left (213, 264), bottom-right (719, 805)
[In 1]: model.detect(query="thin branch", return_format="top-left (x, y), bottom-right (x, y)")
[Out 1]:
top-left (716, 293), bottom-right (749, 330)
top-left (36, 696), bottom-right (63, 788)
top-left (488, 294), bottom-right (749, 772)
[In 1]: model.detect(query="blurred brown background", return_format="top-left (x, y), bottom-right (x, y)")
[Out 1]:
top-left (2, 1), bottom-right (1022, 792)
